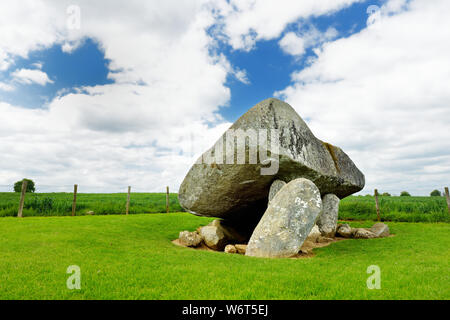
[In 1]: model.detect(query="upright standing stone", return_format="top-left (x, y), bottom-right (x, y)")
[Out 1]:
top-left (246, 178), bottom-right (322, 258)
top-left (316, 194), bottom-right (340, 237)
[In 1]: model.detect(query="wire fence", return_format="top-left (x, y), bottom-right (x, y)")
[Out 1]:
top-left (0, 183), bottom-right (184, 217)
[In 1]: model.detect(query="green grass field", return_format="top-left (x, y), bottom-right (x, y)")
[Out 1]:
top-left (0, 192), bottom-right (448, 222)
top-left (0, 213), bottom-right (448, 299)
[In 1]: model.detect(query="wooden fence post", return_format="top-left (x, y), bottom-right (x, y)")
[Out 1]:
top-left (445, 187), bottom-right (450, 215)
top-left (126, 186), bottom-right (131, 215)
top-left (17, 179), bottom-right (28, 218)
top-left (72, 184), bottom-right (78, 216)
top-left (166, 186), bottom-right (170, 213)
top-left (374, 189), bottom-right (381, 221)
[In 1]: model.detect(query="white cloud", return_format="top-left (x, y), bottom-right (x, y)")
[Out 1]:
top-left (279, 32), bottom-right (305, 56)
top-left (0, 82), bottom-right (14, 91)
top-left (1, 0), bottom-right (448, 196)
top-left (0, 0), bottom-right (234, 192)
top-left (214, 0), bottom-right (361, 51)
top-left (11, 68), bottom-right (54, 85)
top-left (279, 26), bottom-right (338, 58)
top-left (276, 0), bottom-right (450, 195)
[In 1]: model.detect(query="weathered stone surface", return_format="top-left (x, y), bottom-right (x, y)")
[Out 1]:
top-left (370, 223), bottom-right (390, 237)
top-left (306, 224), bottom-right (321, 243)
top-left (235, 244), bottom-right (247, 254)
top-left (353, 228), bottom-right (377, 239)
top-left (246, 178), bottom-right (322, 258)
top-left (317, 194), bottom-right (340, 237)
top-left (224, 244), bottom-right (237, 253)
top-left (178, 231), bottom-right (202, 247)
top-left (268, 180), bottom-right (286, 203)
top-left (337, 224), bottom-right (352, 238)
top-left (199, 226), bottom-right (227, 250)
top-left (178, 98), bottom-right (364, 230)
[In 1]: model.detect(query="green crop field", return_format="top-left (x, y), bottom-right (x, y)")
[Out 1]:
top-left (0, 192), bottom-right (183, 217)
top-left (0, 192), bottom-right (448, 222)
top-left (0, 213), bottom-right (448, 299)
top-left (339, 195), bottom-right (449, 222)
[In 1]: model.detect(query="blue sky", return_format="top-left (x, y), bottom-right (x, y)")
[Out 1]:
top-left (221, 0), bottom-right (382, 120)
top-left (2, 0), bottom-right (382, 119)
top-left (0, 38), bottom-right (112, 108)
top-left (0, 0), bottom-right (449, 195)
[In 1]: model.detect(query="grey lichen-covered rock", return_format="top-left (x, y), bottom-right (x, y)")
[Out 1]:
top-left (268, 180), bottom-right (286, 203)
top-left (317, 194), bottom-right (340, 237)
top-left (246, 178), bottom-right (322, 258)
top-left (178, 231), bottom-right (202, 247)
top-left (337, 224), bottom-right (352, 238)
top-left (178, 98), bottom-right (364, 230)
top-left (370, 223), bottom-right (390, 237)
top-left (353, 228), bottom-right (377, 239)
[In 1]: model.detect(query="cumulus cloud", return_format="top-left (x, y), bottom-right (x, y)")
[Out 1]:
top-left (276, 0), bottom-right (450, 195)
top-left (0, 0), bottom-right (233, 192)
top-left (0, 82), bottom-right (14, 91)
top-left (213, 0), bottom-right (361, 51)
top-left (279, 26), bottom-right (338, 58)
top-left (11, 68), bottom-right (54, 85)
top-left (279, 32), bottom-right (305, 56)
top-left (1, 0), bottom-right (448, 196)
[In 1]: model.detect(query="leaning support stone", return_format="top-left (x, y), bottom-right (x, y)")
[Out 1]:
top-left (316, 194), bottom-right (340, 237)
top-left (246, 178), bottom-right (322, 258)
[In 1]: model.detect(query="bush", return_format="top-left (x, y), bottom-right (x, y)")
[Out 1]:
top-left (430, 190), bottom-right (441, 197)
top-left (13, 179), bottom-right (35, 193)
top-left (400, 191), bottom-right (411, 197)
top-left (382, 192), bottom-right (391, 196)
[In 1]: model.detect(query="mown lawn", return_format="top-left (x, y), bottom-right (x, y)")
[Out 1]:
top-left (0, 213), bottom-right (448, 299)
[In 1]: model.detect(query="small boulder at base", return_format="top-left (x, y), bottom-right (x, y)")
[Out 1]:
top-left (317, 194), bottom-right (340, 237)
top-left (353, 228), bottom-right (377, 239)
top-left (235, 244), bottom-right (247, 254)
top-left (207, 219), bottom-right (247, 243)
top-left (370, 223), bottom-right (390, 237)
top-left (306, 224), bottom-right (321, 243)
top-left (337, 224), bottom-right (352, 238)
top-left (224, 244), bottom-right (237, 253)
top-left (179, 231), bottom-right (202, 247)
top-left (246, 178), bottom-right (322, 258)
top-left (199, 226), bottom-right (227, 250)
top-left (268, 180), bottom-right (286, 203)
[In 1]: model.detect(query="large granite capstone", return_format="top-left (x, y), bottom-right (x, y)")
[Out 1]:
top-left (178, 98), bottom-right (364, 233)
